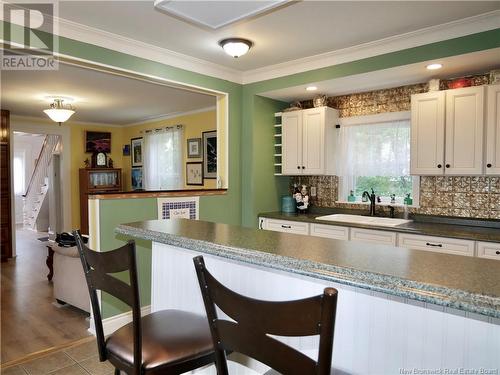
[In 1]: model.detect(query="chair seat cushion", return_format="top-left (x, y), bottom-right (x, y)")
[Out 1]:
top-left (105, 310), bottom-right (213, 371)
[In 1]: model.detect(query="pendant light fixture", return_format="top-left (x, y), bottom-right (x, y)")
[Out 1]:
top-left (219, 38), bottom-right (253, 58)
top-left (43, 98), bottom-right (75, 125)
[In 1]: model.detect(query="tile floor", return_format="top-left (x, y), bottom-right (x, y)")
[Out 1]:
top-left (0, 340), bottom-right (115, 375)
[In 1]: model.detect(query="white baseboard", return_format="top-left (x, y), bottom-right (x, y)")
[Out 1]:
top-left (88, 305), bottom-right (151, 336)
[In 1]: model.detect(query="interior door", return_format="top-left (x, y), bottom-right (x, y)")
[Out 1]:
top-left (1, 109), bottom-right (12, 261)
top-left (410, 91), bottom-right (445, 175)
top-left (282, 111), bottom-right (303, 175)
top-left (445, 86), bottom-right (485, 175)
top-left (302, 107), bottom-right (325, 175)
top-left (486, 84), bottom-right (500, 175)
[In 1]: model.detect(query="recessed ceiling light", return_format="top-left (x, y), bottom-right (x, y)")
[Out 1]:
top-left (219, 38), bottom-right (253, 58)
top-left (426, 63), bottom-right (443, 70)
top-left (306, 86), bottom-right (318, 91)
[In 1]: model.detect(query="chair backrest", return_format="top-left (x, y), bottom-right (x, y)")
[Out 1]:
top-left (73, 231), bottom-right (142, 374)
top-left (193, 256), bottom-right (338, 375)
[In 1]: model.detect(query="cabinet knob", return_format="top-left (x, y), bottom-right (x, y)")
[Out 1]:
top-left (302, 166), bottom-right (305, 169)
top-left (496, 251), bottom-right (500, 255)
top-left (487, 163), bottom-right (492, 168)
top-left (445, 164), bottom-right (450, 168)
top-left (297, 166), bottom-right (300, 169)
top-left (437, 164), bottom-right (442, 168)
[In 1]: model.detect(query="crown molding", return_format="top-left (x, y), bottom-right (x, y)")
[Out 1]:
top-left (241, 10), bottom-right (500, 84)
top-left (55, 17), bottom-right (245, 84)
top-left (12, 9), bottom-right (500, 86)
top-left (122, 106), bottom-right (217, 127)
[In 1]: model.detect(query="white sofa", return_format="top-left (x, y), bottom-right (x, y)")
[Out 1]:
top-left (52, 243), bottom-right (90, 313)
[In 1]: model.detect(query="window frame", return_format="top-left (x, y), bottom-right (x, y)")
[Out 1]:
top-left (337, 111), bottom-right (419, 207)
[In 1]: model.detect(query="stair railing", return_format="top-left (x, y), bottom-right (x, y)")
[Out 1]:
top-left (23, 135), bottom-right (59, 225)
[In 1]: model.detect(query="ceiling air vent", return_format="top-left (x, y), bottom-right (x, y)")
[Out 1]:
top-left (154, 0), bottom-right (289, 29)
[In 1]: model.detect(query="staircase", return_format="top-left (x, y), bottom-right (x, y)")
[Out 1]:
top-left (23, 135), bottom-right (59, 230)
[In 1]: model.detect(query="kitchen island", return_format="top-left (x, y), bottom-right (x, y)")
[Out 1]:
top-left (117, 219), bottom-right (500, 374)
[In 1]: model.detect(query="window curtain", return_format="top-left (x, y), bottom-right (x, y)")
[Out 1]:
top-left (338, 119), bottom-right (410, 192)
top-left (143, 125), bottom-right (183, 190)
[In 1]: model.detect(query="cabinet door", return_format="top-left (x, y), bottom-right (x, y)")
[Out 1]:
top-left (445, 86), bottom-right (485, 175)
top-left (397, 233), bottom-right (474, 256)
top-left (486, 84), bottom-right (500, 175)
top-left (477, 241), bottom-right (500, 261)
top-left (282, 111), bottom-right (303, 175)
top-left (310, 223), bottom-right (349, 240)
top-left (410, 91), bottom-right (445, 175)
top-left (265, 219), bottom-right (309, 235)
top-left (349, 228), bottom-right (397, 246)
top-left (302, 108), bottom-right (325, 175)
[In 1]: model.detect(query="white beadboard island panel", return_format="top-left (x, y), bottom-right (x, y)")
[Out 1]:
top-left (151, 242), bottom-right (500, 375)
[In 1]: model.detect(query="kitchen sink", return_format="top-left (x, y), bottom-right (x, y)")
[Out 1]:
top-left (315, 214), bottom-right (412, 227)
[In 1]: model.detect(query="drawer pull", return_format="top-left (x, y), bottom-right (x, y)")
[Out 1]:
top-left (281, 225), bottom-right (292, 229)
top-left (426, 242), bottom-right (443, 247)
top-left (496, 251), bottom-right (500, 255)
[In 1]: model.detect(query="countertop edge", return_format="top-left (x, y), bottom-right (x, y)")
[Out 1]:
top-left (116, 224), bottom-right (500, 319)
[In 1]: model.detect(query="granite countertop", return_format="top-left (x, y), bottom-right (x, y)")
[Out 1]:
top-left (259, 211), bottom-right (500, 243)
top-left (116, 219), bottom-right (500, 319)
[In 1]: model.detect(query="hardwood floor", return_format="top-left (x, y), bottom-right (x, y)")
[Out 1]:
top-left (1, 228), bottom-right (90, 364)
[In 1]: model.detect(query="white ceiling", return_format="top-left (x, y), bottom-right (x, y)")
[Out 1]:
top-left (57, 1), bottom-right (500, 72)
top-left (261, 48), bottom-right (500, 102)
top-left (1, 63), bottom-right (216, 125)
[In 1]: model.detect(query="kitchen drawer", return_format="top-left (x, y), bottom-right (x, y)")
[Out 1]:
top-left (265, 219), bottom-right (309, 235)
top-left (310, 223), bottom-right (349, 240)
top-left (477, 241), bottom-right (500, 261)
top-left (350, 228), bottom-right (397, 246)
top-left (397, 233), bottom-right (474, 256)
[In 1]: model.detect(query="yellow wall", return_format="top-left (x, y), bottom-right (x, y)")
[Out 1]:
top-left (69, 123), bottom-right (124, 227)
top-left (122, 109), bottom-right (217, 190)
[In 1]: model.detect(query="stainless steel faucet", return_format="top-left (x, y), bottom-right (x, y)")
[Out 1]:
top-left (362, 189), bottom-right (376, 216)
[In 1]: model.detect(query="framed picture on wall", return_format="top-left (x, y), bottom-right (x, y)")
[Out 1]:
top-left (202, 130), bottom-right (217, 179)
top-left (187, 138), bottom-right (201, 158)
top-left (131, 137), bottom-right (143, 167)
top-left (186, 162), bottom-right (203, 186)
top-left (131, 167), bottom-right (143, 190)
top-left (85, 131), bottom-right (111, 153)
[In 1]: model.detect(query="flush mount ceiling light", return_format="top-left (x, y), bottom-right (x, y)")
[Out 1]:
top-left (43, 98), bottom-right (75, 125)
top-left (426, 63), bottom-right (443, 70)
top-left (219, 38), bottom-right (253, 58)
top-left (306, 86), bottom-right (318, 91)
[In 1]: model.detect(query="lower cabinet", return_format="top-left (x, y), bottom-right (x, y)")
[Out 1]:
top-left (350, 228), bottom-right (397, 246)
top-left (477, 241), bottom-right (500, 260)
top-left (264, 218), bottom-right (309, 235)
top-left (310, 223), bottom-right (349, 240)
top-left (259, 217), bottom-right (499, 260)
top-left (397, 233), bottom-right (475, 256)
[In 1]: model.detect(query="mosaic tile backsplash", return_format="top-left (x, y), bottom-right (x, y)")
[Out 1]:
top-left (290, 176), bottom-right (500, 220)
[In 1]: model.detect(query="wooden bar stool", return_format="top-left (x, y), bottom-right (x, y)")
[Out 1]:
top-left (193, 255), bottom-right (338, 375)
top-left (74, 231), bottom-right (215, 375)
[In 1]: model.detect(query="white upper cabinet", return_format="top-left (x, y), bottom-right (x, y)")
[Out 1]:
top-left (486, 84), bottom-right (500, 175)
top-left (410, 86), bottom-right (488, 176)
top-left (282, 107), bottom-right (338, 175)
top-left (445, 86), bottom-right (485, 175)
top-left (282, 111), bottom-right (303, 175)
top-left (410, 91), bottom-right (445, 175)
